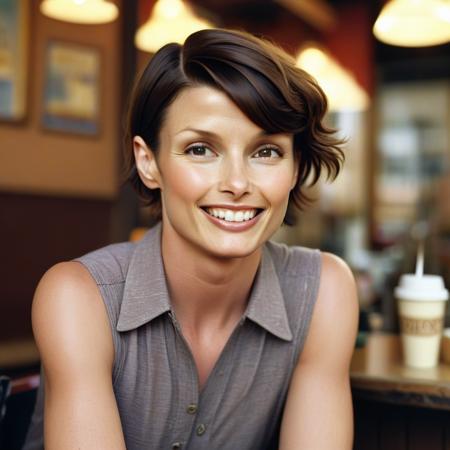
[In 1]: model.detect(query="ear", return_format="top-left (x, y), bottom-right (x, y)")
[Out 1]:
top-left (291, 161), bottom-right (299, 190)
top-left (133, 136), bottom-right (162, 190)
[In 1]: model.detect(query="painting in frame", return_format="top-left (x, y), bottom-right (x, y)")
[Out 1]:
top-left (42, 40), bottom-right (101, 136)
top-left (0, 0), bottom-right (29, 122)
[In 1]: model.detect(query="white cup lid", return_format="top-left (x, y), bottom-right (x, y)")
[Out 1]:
top-left (395, 274), bottom-right (449, 302)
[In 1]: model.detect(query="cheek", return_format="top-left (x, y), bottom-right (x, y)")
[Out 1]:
top-left (255, 165), bottom-right (296, 204)
top-left (162, 162), bottom-right (215, 199)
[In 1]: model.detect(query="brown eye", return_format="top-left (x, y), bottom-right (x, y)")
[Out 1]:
top-left (185, 145), bottom-right (215, 157)
top-left (254, 146), bottom-right (281, 159)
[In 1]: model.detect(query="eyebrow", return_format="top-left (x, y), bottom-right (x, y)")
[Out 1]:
top-left (175, 127), bottom-right (274, 138)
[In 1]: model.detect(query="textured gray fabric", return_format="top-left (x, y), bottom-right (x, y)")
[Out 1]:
top-left (23, 223), bottom-right (321, 450)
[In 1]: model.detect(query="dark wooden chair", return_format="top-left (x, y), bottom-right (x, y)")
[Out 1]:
top-left (0, 374), bottom-right (40, 450)
top-left (0, 376), bottom-right (11, 425)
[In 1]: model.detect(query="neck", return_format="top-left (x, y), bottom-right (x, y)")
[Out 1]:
top-left (161, 226), bottom-right (262, 331)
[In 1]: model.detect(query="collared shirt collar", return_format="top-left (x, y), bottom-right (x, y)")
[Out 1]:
top-left (116, 223), bottom-right (293, 341)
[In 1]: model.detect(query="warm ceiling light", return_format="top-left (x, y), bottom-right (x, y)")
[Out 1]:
top-left (135, 0), bottom-right (213, 53)
top-left (296, 45), bottom-right (369, 112)
top-left (40, 0), bottom-right (118, 24)
top-left (373, 0), bottom-right (450, 47)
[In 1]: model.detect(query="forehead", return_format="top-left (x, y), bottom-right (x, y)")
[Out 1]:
top-left (161, 85), bottom-right (263, 136)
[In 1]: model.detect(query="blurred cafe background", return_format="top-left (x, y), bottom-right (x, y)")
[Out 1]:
top-left (0, 0), bottom-right (450, 449)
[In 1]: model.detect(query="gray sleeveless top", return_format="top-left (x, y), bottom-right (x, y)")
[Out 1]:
top-left (23, 223), bottom-right (321, 450)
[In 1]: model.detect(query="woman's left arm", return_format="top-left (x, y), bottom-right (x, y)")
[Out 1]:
top-left (279, 252), bottom-right (359, 450)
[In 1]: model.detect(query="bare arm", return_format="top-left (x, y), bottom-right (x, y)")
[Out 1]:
top-left (279, 252), bottom-right (359, 450)
top-left (32, 262), bottom-right (127, 450)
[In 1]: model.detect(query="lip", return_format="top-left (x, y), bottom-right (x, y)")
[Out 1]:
top-left (200, 204), bottom-right (263, 211)
top-left (200, 207), bottom-right (263, 232)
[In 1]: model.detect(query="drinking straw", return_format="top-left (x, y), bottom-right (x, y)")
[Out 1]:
top-left (415, 239), bottom-right (424, 277)
top-left (411, 221), bottom-right (427, 277)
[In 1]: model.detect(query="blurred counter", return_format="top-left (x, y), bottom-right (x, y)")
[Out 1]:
top-left (0, 340), bottom-right (39, 377)
top-left (350, 333), bottom-right (450, 410)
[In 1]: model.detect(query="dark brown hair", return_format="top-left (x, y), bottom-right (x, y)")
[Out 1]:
top-left (124, 28), bottom-right (344, 225)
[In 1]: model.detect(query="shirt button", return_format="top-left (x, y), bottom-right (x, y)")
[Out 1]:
top-left (172, 442), bottom-right (182, 449)
top-left (186, 403), bottom-right (198, 414)
top-left (196, 423), bottom-right (207, 436)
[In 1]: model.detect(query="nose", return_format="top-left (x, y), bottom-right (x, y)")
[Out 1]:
top-left (218, 155), bottom-right (252, 198)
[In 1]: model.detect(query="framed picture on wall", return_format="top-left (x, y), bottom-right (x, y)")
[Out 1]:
top-left (42, 41), bottom-right (101, 136)
top-left (0, 0), bottom-right (29, 122)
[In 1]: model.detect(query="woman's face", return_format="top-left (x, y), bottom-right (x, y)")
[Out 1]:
top-left (135, 85), bottom-right (298, 259)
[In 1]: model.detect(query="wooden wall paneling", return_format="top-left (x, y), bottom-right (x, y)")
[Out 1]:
top-left (445, 415), bottom-right (450, 450)
top-left (379, 407), bottom-right (407, 450)
top-left (353, 397), bottom-right (450, 450)
top-left (408, 408), bottom-right (446, 450)
top-left (0, 192), bottom-right (112, 340)
top-left (353, 399), bottom-right (380, 450)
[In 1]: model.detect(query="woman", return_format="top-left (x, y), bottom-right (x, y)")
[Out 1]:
top-left (24, 28), bottom-right (358, 450)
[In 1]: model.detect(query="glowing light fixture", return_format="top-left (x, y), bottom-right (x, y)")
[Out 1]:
top-left (135, 0), bottom-right (213, 53)
top-left (373, 0), bottom-right (450, 47)
top-left (296, 45), bottom-right (369, 112)
top-left (40, 0), bottom-right (118, 24)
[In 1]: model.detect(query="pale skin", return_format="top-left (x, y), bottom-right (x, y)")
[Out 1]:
top-left (32, 85), bottom-right (359, 449)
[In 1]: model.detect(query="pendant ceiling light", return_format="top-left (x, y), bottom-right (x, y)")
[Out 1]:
top-left (373, 0), bottom-right (450, 47)
top-left (40, 0), bottom-right (118, 24)
top-left (135, 0), bottom-right (213, 53)
top-left (296, 45), bottom-right (369, 112)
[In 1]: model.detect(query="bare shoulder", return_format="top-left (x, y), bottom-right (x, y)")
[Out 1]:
top-left (298, 252), bottom-right (359, 372)
top-left (319, 252), bottom-right (357, 302)
top-left (32, 264), bottom-right (126, 448)
top-left (279, 253), bottom-right (357, 449)
top-left (32, 261), bottom-right (114, 379)
top-left (33, 261), bottom-right (98, 306)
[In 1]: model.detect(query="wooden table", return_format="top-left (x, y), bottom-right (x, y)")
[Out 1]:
top-left (351, 332), bottom-right (450, 410)
top-left (350, 333), bottom-right (450, 450)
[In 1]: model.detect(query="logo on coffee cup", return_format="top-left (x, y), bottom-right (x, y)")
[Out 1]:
top-left (400, 316), bottom-right (443, 336)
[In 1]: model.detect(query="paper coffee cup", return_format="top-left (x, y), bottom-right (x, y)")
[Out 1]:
top-left (395, 274), bottom-right (449, 368)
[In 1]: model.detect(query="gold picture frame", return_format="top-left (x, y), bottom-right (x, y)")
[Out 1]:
top-left (0, 0), bottom-right (29, 122)
top-left (42, 40), bottom-right (101, 136)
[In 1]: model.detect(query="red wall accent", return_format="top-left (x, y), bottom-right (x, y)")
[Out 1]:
top-left (324, 3), bottom-right (374, 96)
top-left (138, 0), bottom-right (157, 25)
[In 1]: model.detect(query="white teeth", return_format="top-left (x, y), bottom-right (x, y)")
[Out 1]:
top-left (205, 208), bottom-right (258, 222)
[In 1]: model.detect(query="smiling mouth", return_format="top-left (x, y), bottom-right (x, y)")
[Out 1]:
top-left (201, 207), bottom-right (264, 223)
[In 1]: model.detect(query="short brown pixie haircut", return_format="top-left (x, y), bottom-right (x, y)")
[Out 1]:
top-left (124, 28), bottom-right (344, 225)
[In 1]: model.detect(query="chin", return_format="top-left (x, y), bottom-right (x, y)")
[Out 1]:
top-left (207, 247), bottom-right (259, 260)
top-left (200, 235), bottom-right (265, 260)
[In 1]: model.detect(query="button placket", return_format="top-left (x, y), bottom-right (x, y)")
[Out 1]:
top-left (167, 311), bottom-right (201, 446)
top-left (196, 423), bottom-right (207, 436)
top-left (186, 403), bottom-right (198, 415)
